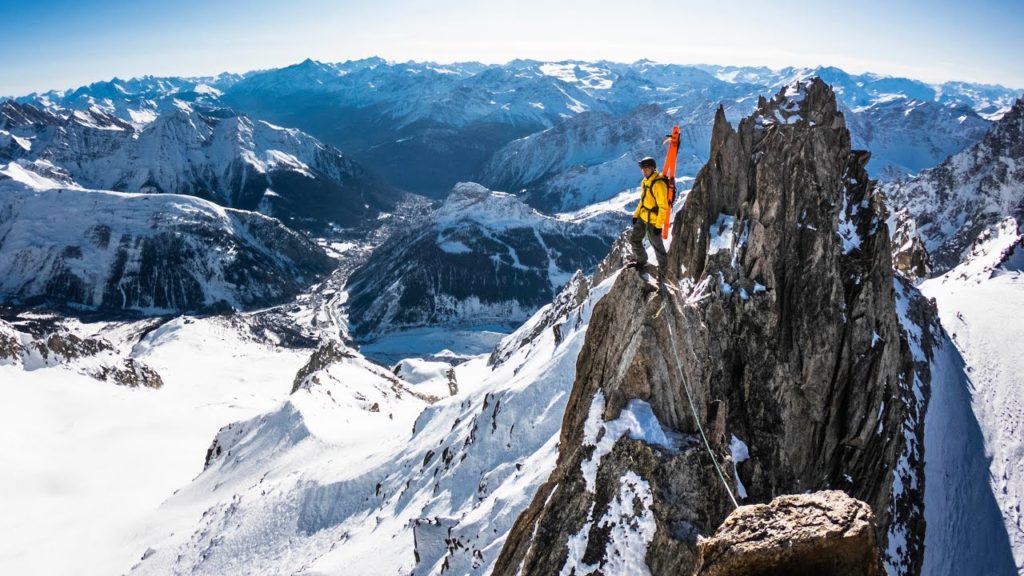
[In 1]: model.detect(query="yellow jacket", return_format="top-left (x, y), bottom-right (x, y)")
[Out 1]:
top-left (633, 171), bottom-right (670, 228)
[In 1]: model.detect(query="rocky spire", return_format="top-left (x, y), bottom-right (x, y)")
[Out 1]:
top-left (493, 78), bottom-right (929, 575)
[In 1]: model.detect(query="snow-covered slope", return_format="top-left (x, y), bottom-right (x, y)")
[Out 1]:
top-left (0, 178), bottom-right (333, 313)
top-left (125, 266), bottom-right (615, 575)
top-left (1, 98), bottom-right (395, 233)
top-left (0, 313), bottom-right (311, 576)
top-left (879, 95), bottom-right (1024, 572)
top-left (919, 219), bottom-right (1024, 572)
top-left (885, 97), bottom-right (1024, 273)
top-left (345, 182), bottom-right (624, 339)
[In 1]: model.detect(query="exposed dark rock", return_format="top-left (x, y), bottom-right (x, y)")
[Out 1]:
top-left (92, 358), bottom-right (164, 389)
top-left (889, 209), bottom-right (932, 281)
top-left (45, 332), bottom-right (114, 359)
top-left (446, 366), bottom-right (459, 396)
top-left (0, 318), bottom-right (163, 388)
top-left (692, 490), bottom-right (882, 576)
top-left (203, 421), bottom-right (243, 470)
top-left (291, 340), bottom-right (355, 393)
top-left (0, 324), bottom-right (24, 361)
top-left (494, 78), bottom-right (929, 575)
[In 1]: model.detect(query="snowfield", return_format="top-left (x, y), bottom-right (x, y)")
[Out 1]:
top-left (920, 224), bottom-right (1024, 573)
top-left (0, 315), bottom-right (310, 575)
top-left (121, 273), bottom-right (611, 575)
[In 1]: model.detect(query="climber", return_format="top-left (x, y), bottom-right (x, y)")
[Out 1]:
top-left (628, 156), bottom-right (670, 281)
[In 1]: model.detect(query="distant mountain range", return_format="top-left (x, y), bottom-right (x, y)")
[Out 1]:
top-left (10, 58), bottom-right (1021, 208)
top-left (0, 98), bottom-right (396, 234)
top-left (3, 60), bottom-right (1023, 576)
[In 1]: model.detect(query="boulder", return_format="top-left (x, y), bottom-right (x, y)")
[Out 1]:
top-left (693, 490), bottom-right (882, 576)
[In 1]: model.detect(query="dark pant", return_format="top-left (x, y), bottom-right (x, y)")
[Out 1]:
top-left (629, 219), bottom-right (667, 269)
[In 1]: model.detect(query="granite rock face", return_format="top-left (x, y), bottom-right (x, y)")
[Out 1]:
top-left (494, 79), bottom-right (929, 576)
top-left (693, 490), bottom-right (881, 576)
top-left (889, 208), bottom-right (932, 281)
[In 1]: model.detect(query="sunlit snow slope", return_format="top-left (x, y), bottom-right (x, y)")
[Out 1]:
top-left (0, 315), bottom-right (310, 575)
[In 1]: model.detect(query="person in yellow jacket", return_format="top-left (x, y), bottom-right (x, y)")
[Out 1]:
top-left (629, 156), bottom-right (670, 279)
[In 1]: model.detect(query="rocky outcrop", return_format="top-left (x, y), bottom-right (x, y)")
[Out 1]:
top-left (290, 340), bottom-right (355, 393)
top-left (0, 317), bottom-right (163, 388)
top-left (494, 79), bottom-right (928, 575)
top-left (889, 209), bottom-right (932, 281)
top-left (693, 490), bottom-right (882, 576)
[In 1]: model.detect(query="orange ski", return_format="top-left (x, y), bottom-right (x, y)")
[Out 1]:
top-left (662, 125), bottom-right (680, 239)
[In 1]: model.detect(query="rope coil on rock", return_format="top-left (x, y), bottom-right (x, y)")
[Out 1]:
top-left (660, 289), bottom-right (740, 509)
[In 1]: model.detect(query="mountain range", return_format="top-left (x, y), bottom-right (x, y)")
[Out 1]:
top-left (1, 58), bottom-right (1022, 576)
top-left (12, 59), bottom-right (1021, 207)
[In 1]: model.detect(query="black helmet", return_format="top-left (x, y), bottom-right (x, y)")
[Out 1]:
top-left (638, 156), bottom-right (656, 169)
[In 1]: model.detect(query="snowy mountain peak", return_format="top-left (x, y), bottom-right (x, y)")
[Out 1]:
top-left (0, 179), bottom-right (334, 313)
top-left (1, 94), bottom-right (396, 232)
top-left (435, 182), bottom-right (544, 229)
top-left (345, 181), bottom-right (622, 339)
top-left (755, 77), bottom-right (833, 127)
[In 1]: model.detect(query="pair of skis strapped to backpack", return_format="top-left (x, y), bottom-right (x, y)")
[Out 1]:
top-left (661, 125), bottom-right (680, 240)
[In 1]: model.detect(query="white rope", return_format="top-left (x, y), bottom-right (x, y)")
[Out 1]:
top-left (660, 291), bottom-right (740, 509)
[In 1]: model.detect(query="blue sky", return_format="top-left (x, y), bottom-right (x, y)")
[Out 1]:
top-left (2, 0), bottom-right (1022, 96)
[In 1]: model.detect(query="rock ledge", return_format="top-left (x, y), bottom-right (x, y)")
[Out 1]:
top-left (693, 490), bottom-right (881, 576)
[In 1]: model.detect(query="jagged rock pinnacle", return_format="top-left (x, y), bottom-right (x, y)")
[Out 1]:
top-left (494, 77), bottom-right (928, 576)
